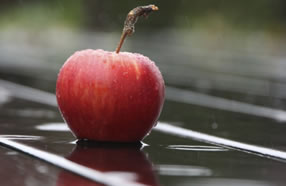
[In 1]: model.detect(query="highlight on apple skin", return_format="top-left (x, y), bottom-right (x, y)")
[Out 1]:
top-left (56, 49), bottom-right (165, 142)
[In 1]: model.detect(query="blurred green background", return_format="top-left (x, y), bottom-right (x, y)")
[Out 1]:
top-left (1, 0), bottom-right (286, 31)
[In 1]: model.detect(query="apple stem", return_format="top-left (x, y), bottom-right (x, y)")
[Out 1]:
top-left (115, 5), bottom-right (159, 53)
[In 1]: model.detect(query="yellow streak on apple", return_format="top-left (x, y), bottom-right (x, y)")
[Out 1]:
top-left (132, 59), bottom-right (141, 80)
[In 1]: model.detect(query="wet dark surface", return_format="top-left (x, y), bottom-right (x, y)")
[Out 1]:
top-left (1, 75), bottom-right (286, 186)
top-left (0, 146), bottom-right (60, 186)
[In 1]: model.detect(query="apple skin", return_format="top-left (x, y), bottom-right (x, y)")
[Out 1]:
top-left (56, 49), bottom-right (165, 142)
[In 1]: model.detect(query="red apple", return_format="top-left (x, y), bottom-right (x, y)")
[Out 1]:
top-left (56, 49), bottom-right (165, 142)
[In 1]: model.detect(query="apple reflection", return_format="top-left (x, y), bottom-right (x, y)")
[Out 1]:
top-left (57, 141), bottom-right (159, 186)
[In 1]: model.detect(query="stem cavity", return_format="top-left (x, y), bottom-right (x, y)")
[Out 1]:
top-left (115, 5), bottom-right (159, 53)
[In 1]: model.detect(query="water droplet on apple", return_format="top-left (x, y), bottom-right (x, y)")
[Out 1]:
top-left (145, 130), bottom-right (151, 137)
top-left (154, 121), bottom-right (158, 127)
